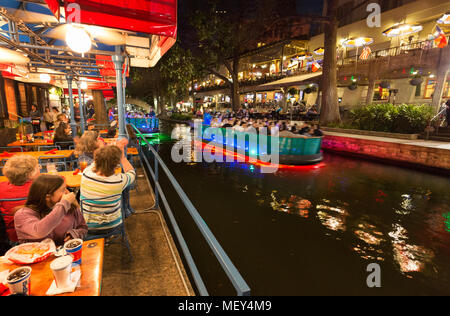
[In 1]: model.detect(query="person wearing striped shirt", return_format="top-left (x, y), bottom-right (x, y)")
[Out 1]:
top-left (80, 143), bottom-right (135, 233)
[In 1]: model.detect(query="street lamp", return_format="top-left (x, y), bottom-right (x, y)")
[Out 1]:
top-left (65, 25), bottom-right (92, 55)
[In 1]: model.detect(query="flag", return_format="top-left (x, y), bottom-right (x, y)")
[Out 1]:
top-left (311, 61), bottom-right (321, 72)
top-left (359, 46), bottom-right (371, 60)
top-left (434, 25), bottom-right (448, 48)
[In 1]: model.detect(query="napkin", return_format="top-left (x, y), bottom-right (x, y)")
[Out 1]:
top-left (44, 149), bottom-right (58, 154)
top-left (46, 270), bottom-right (81, 296)
top-left (73, 169), bottom-right (80, 175)
top-left (0, 270), bottom-right (9, 296)
top-left (0, 151), bottom-right (13, 158)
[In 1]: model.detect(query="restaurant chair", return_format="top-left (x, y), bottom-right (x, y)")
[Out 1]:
top-left (54, 142), bottom-right (75, 151)
top-left (38, 159), bottom-right (67, 173)
top-left (81, 193), bottom-right (133, 261)
top-left (0, 146), bottom-right (23, 153)
top-left (38, 145), bottom-right (61, 152)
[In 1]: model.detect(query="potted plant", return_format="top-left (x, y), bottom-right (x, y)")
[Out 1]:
top-left (288, 87), bottom-right (298, 95)
top-left (409, 75), bottom-right (423, 86)
top-left (379, 80), bottom-right (390, 89)
top-left (348, 82), bottom-right (358, 90)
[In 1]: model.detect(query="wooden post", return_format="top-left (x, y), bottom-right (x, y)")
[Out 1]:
top-left (92, 90), bottom-right (108, 126)
top-left (432, 50), bottom-right (449, 113)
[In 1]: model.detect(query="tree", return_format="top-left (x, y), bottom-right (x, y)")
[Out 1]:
top-left (127, 43), bottom-right (200, 117)
top-left (188, 0), bottom-right (288, 112)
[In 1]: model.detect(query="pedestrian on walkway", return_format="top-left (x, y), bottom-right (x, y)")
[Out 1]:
top-left (446, 99), bottom-right (450, 127)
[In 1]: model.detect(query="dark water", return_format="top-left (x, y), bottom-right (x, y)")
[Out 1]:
top-left (150, 122), bottom-right (450, 295)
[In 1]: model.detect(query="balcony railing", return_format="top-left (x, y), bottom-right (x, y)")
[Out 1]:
top-left (193, 38), bottom-right (447, 93)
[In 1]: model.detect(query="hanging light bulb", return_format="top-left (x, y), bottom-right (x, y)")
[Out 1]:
top-left (80, 81), bottom-right (88, 90)
top-left (65, 25), bottom-right (92, 54)
top-left (40, 73), bottom-right (51, 83)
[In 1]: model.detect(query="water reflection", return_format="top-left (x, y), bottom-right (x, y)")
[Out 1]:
top-left (389, 223), bottom-right (434, 274)
top-left (270, 191), bottom-right (312, 218)
top-left (316, 203), bottom-right (348, 232)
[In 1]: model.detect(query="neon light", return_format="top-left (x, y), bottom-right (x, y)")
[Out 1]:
top-left (195, 141), bottom-right (325, 170)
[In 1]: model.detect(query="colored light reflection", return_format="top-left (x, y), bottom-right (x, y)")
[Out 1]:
top-left (443, 212), bottom-right (450, 233)
top-left (195, 141), bottom-right (325, 171)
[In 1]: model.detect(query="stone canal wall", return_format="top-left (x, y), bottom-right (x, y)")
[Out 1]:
top-left (322, 132), bottom-right (450, 172)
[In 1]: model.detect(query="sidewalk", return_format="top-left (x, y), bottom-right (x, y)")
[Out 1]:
top-left (322, 131), bottom-right (450, 172)
top-left (323, 131), bottom-right (450, 150)
top-left (100, 160), bottom-right (195, 296)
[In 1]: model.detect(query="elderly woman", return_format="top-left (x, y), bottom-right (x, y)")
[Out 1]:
top-left (0, 155), bottom-right (40, 243)
top-left (74, 130), bottom-right (103, 167)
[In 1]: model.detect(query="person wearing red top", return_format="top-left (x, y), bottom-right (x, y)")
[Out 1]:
top-left (0, 155), bottom-right (40, 243)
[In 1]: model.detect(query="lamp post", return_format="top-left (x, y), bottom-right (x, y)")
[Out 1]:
top-left (112, 46), bottom-right (127, 140)
top-left (76, 80), bottom-right (86, 133)
top-left (66, 75), bottom-right (77, 136)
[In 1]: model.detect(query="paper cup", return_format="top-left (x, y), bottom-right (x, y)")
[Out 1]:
top-left (6, 266), bottom-right (32, 296)
top-left (50, 255), bottom-right (73, 289)
top-left (64, 239), bottom-right (83, 266)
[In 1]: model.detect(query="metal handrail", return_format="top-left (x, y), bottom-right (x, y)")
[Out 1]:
top-left (431, 107), bottom-right (447, 123)
top-left (129, 123), bottom-right (251, 296)
top-left (425, 107), bottom-right (447, 139)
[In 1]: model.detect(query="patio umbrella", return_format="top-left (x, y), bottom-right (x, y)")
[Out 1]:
top-left (0, 47), bottom-right (30, 64)
top-left (437, 13), bottom-right (450, 25)
top-left (341, 37), bottom-right (374, 48)
top-left (341, 37), bottom-right (373, 73)
top-left (314, 47), bottom-right (324, 55)
top-left (382, 23), bottom-right (423, 38)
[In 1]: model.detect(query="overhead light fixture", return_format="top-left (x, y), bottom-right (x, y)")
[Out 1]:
top-left (65, 25), bottom-right (92, 55)
top-left (80, 81), bottom-right (88, 90)
top-left (40, 73), bottom-right (51, 83)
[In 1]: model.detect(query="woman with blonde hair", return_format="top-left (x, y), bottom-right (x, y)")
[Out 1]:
top-left (74, 130), bottom-right (103, 166)
top-left (0, 155), bottom-right (40, 243)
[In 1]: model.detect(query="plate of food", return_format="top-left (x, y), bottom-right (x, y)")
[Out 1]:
top-left (4, 239), bottom-right (56, 264)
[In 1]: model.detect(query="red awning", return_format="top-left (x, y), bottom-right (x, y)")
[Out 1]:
top-left (44, 0), bottom-right (61, 20)
top-left (96, 55), bottom-right (129, 78)
top-left (63, 0), bottom-right (177, 37)
top-left (102, 90), bottom-right (115, 100)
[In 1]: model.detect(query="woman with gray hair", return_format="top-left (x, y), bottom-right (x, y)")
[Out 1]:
top-left (0, 155), bottom-right (40, 243)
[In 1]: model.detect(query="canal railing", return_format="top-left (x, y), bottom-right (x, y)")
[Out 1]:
top-left (128, 123), bottom-right (251, 296)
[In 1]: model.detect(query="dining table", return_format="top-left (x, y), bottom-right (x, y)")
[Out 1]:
top-left (0, 170), bottom-right (82, 188)
top-left (7, 139), bottom-right (54, 148)
top-left (0, 150), bottom-right (74, 161)
top-left (0, 238), bottom-right (104, 296)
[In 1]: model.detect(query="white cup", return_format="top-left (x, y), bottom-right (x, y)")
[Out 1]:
top-left (50, 255), bottom-right (73, 289)
top-left (7, 266), bottom-right (32, 295)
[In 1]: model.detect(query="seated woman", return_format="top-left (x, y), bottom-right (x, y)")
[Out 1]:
top-left (54, 122), bottom-right (74, 149)
top-left (14, 175), bottom-right (88, 246)
top-left (53, 113), bottom-right (68, 130)
top-left (74, 130), bottom-right (102, 166)
top-left (80, 143), bottom-right (136, 234)
top-left (0, 155), bottom-right (40, 244)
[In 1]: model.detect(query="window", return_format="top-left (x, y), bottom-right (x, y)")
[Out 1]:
top-left (373, 86), bottom-right (390, 101)
top-left (423, 79), bottom-right (450, 99)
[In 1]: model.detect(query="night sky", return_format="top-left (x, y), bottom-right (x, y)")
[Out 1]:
top-left (178, 0), bottom-right (324, 49)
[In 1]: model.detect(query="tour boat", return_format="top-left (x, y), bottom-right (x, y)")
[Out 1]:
top-left (197, 125), bottom-right (323, 165)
